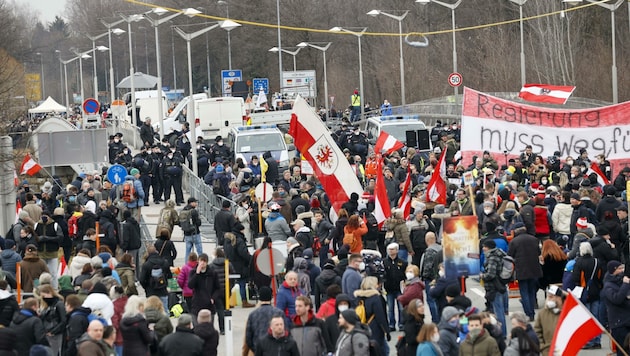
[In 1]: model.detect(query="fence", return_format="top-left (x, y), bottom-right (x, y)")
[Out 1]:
top-left (182, 165), bottom-right (238, 225)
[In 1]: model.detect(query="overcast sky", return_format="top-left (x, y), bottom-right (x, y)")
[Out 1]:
top-left (29, 0), bottom-right (68, 25)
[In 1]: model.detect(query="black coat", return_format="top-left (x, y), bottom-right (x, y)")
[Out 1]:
top-left (224, 233), bottom-right (251, 278)
top-left (10, 310), bottom-right (49, 356)
top-left (602, 273), bottom-right (630, 329)
top-left (121, 217), bottom-right (142, 251)
top-left (140, 253), bottom-right (171, 297)
top-left (314, 268), bottom-right (341, 309)
top-left (159, 326), bottom-right (204, 356)
top-left (573, 255), bottom-right (604, 302)
top-left (193, 322), bottom-right (220, 356)
top-left (65, 307), bottom-right (91, 356)
top-left (403, 311), bottom-right (424, 356)
top-left (188, 267), bottom-right (222, 315)
top-left (214, 209), bottom-right (236, 244)
top-left (0, 295), bottom-right (18, 327)
top-left (508, 231), bottom-right (543, 280)
top-left (154, 238), bottom-right (177, 267)
top-left (0, 327), bottom-right (16, 355)
top-left (254, 331), bottom-right (300, 356)
top-left (589, 236), bottom-right (619, 266)
top-left (120, 314), bottom-right (153, 356)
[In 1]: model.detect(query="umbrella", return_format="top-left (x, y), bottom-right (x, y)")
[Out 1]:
top-left (117, 72), bottom-right (158, 89)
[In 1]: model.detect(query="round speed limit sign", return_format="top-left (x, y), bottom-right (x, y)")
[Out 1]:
top-left (448, 72), bottom-right (463, 87)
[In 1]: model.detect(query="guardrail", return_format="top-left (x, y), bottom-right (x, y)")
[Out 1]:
top-left (182, 166), bottom-right (238, 225)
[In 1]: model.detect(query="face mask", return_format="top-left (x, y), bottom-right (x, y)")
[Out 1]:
top-left (41, 216), bottom-right (48, 223)
top-left (570, 174), bottom-right (576, 179)
top-left (196, 144), bottom-right (201, 149)
top-left (451, 125), bottom-right (457, 130)
top-left (431, 333), bottom-right (440, 343)
top-left (448, 320), bottom-right (459, 328)
top-left (438, 270), bottom-right (445, 278)
top-left (546, 300), bottom-right (557, 309)
top-left (468, 328), bottom-right (482, 339)
top-left (338, 305), bottom-right (349, 312)
top-left (68, 196), bottom-right (76, 203)
top-left (541, 179), bottom-right (548, 185)
top-left (405, 272), bottom-right (415, 280)
top-left (243, 204), bottom-right (249, 209)
top-left (359, 262), bottom-right (365, 271)
top-left (566, 160), bottom-right (574, 166)
top-left (24, 187), bottom-right (30, 192)
top-left (217, 142), bottom-right (223, 146)
top-left (43, 297), bottom-right (57, 305)
top-left (167, 154), bottom-right (173, 159)
top-left (483, 209), bottom-right (492, 215)
top-left (114, 138), bottom-right (119, 143)
top-left (489, 316), bottom-right (497, 325)
top-left (123, 150), bottom-right (128, 155)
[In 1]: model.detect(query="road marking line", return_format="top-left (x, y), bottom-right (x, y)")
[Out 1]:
top-left (471, 287), bottom-right (485, 297)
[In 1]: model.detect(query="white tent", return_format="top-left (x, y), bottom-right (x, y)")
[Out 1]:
top-left (28, 96), bottom-right (67, 114)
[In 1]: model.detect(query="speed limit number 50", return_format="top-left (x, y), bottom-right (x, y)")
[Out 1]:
top-left (448, 72), bottom-right (463, 87)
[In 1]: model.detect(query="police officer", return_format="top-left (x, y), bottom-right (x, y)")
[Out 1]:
top-left (210, 135), bottom-right (231, 164)
top-left (148, 145), bottom-right (164, 204)
top-left (108, 133), bottom-right (124, 164)
top-left (161, 148), bottom-right (184, 205)
top-left (132, 147), bottom-right (153, 206)
top-left (346, 126), bottom-right (368, 162)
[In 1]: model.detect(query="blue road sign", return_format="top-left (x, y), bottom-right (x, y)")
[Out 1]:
top-left (252, 78), bottom-right (269, 95)
top-left (221, 69), bottom-right (243, 96)
top-left (107, 164), bottom-right (127, 185)
top-left (82, 98), bottom-right (100, 114)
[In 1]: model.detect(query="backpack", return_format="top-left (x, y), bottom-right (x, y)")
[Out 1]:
top-left (212, 176), bottom-right (225, 196)
top-left (242, 171), bottom-right (253, 184)
top-left (355, 299), bottom-right (375, 324)
top-left (122, 181), bottom-right (137, 203)
top-left (150, 264), bottom-right (167, 291)
top-left (420, 248), bottom-right (441, 280)
top-left (178, 209), bottom-right (196, 235)
top-left (350, 328), bottom-right (381, 356)
top-left (499, 254), bottom-right (516, 284)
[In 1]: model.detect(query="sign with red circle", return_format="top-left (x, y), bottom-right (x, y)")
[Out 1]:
top-left (448, 72), bottom-right (463, 87)
top-left (82, 98), bottom-right (100, 114)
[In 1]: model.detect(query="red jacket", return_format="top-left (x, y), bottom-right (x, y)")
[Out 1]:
top-left (316, 298), bottom-right (336, 319)
top-left (397, 278), bottom-right (425, 307)
top-left (534, 206), bottom-right (550, 237)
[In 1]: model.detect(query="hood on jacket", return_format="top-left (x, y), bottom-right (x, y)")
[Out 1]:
top-left (0, 249), bottom-right (17, 259)
top-left (121, 314), bottom-right (145, 326)
top-left (165, 199), bottom-right (176, 208)
top-left (23, 251), bottom-right (41, 262)
top-left (12, 309), bottom-right (36, 325)
top-left (212, 257), bottom-right (225, 267)
top-left (267, 212), bottom-right (284, 221)
top-left (292, 309), bottom-right (315, 326)
top-left (335, 293), bottom-right (351, 310)
top-left (293, 257), bottom-right (307, 271)
top-left (58, 275), bottom-right (74, 292)
top-left (353, 288), bottom-right (381, 298)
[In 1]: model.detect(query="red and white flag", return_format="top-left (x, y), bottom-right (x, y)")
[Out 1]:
top-left (398, 167), bottom-right (412, 219)
top-left (373, 159), bottom-right (391, 225)
top-left (19, 154), bottom-right (42, 176)
top-left (13, 169), bottom-right (18, 187)
top-left (549, 291), bottom-right (604, 356)
top-left (374, 131), bottom-right (404, 156)
top-left (426, 147), bottom-right (447, 205)
top-left (519, 83), bottom-right (576, 105)
top-left (15, 199), bottom-right (22, 224)
top-left (586, 162), bottom-right (611, 186)
top-left (58, 256), bottom-right (68, 277)
top-left (289, 96), bottom-right (363, 213)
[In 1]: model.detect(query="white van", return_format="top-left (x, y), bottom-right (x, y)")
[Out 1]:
top-left (155, 93), bottom-right (208, 134)
top-left (196, 97), bottom-right (247, 141)
top-left (226, 125), bottom-right (292, 171)
top-left (364, 115), bottom-right (432, 152)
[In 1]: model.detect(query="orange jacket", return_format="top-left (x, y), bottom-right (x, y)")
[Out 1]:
top-left (365, 159), bottom-right (378, 179)
top-left (343, 224), bottom-right (368, 254)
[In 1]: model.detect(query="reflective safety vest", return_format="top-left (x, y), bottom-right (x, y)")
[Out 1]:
top-left (351, 94), bottom-right (361, 107)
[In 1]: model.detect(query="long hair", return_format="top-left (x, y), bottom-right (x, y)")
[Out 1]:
top-left (541, 239), bottom-right (567, 262)
top-left (511, 326), bottom-right (540, 354)
top-left (337, 209), bottom-right (349, 219)
top-left (346, 215), bottom-right (361, 229)
top-left (405, 298), bottom-right (425, 322)
top-left (122, 295), bottom-right (145, 318)
top-left (416, 323), bottom-right (438, 343)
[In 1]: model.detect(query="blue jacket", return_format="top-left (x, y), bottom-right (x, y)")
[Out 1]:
top-left (123, 176), bottom-right (145, 209)
top-left (416, 342), bottom-right (440, 356)
top-left (341, 267), bottom-right (362, 305)
top-left (276, 281), bottom-right (303, 322)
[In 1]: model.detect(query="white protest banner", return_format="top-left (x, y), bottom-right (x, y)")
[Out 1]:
top-left (461, 87), bottom-right (630, 175)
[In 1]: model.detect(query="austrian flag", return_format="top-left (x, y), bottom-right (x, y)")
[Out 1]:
top-left (374, 131), bottom-right (404, 156)
top-left (519, 83), bottom-right (575, 105)
top-left (20, 154), bottom-right (42, 176)
top-left (549, 291), bottom-right (604, 355)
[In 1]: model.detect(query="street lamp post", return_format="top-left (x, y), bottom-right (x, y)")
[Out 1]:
top-left (36, 53), bottom-right (45, 100)
top-left (174, 23), bottom-right (221, 177)
top-left (55, 50), bottom-right (63, 103)
top-left (143, 7), bottom-right (182, 138)
top-left (61, 54), bottom-right (85, 110)
top-left (268, 47), bottom-right (301, 71)
top-left (276, 0), bottom-right (283, 92)
top-left (367, 10), bottom-right (409, 105)
top-left (416, 0), bottom-right (462, 97)
top-left (101, 19), bottom-right (126, 105)
top-left (508, 0), bottom-right (527, 87)
top-left (121, 14), bottom-right (144, 148)
top-left (71, 48), bottom-right (102, 104)
top-left (329, 27), bottom-right (367, 119)
top-left (297, 42), bottom-right (331, 116)
top-left (584, 0), bottom-right (623, 104)
top-left (220, 20), bottom-right (241, 70)
top-left (87, 32), bottom-right (110, 100)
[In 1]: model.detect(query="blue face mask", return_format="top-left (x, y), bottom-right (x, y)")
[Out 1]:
top-left (448, 320), bottom-right (459, 328)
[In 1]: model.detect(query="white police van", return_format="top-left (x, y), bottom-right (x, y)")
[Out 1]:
top-left (226, 125), bottom-right (293, 171)
top-left (364, 115), bottom-right (432, 153)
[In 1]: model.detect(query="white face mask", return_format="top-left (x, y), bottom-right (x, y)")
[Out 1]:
top-left (483, 209), bottom-right (492, 215)
top-left (338, 305), bottom-right (349, 312)
top-left (359, 262), bottom-right (366, 271)
top-left (243, 204), bottom-right (249, 209)
top-left (566, 160), bottom-right (574, 166)
top-left (405, 272), bottom-right (415, 280)
top-left (546, 300), bottom-right (557, 309)
top-left (431, 333), bottom-right (440, 343)
top-left (438, 270), bottom-right (445, 278)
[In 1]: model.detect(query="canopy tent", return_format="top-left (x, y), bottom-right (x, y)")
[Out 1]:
top-left (117, 72), bottom-right (158, 89)
top-left (28, 96), bottom-right (67, 114)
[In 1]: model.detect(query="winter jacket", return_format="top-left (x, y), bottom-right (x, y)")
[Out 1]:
top-left (334, 324), bottom-right (371, 356)
top-left (384, 255), bottom-right (407, 293)
top-left (403, 311), bottom-right (424, 356)
top-left (115, 263), bottom-right (138, 296)
top-left (504, 335), bottom-right (538, 356)
top-left (224, 232), bottom-right (251, 278)
top-left (154, 238), bottom-right (177, 267)
top-left (276, 281), bottom-right (303, 320)
top-left (121, 217), bottom-right (142, 251)
top-left (140, 252), bottom-right (171, 297)
top-left (316, 297), bottom-right (337, 319)
top-left (0, 249), bottom-right (20, 278)
top-left (120, 314), bottom-right (153, 356)
top-left (323, 294), bottom-right (351, 352)
top-left (122, 176), bottom-right (145, 209)
top-left (533, 307), bottom-right (561, 354)
top-left (20, 251), bottom-right (49, 293)
top-left (177, 261), bottom-right (197, 298)
top-left (265, 212), bottom-right (292, 241)
top-left (69, 252), bottom-right (92, 280)
top-left (254, 329), bottom-right (300, 356)
top-left (314, 267), bottom-right (341, 309)
top-left (111, 296), bottom-right (128, 347)
top-left (82, 291), bottom-right (115, 325)
top-left (193, 322), bottom-right (219, 356)
top-left (159, 326), bottom-right (204, 356)
top-left (290, 310), bottom-right (327, 356)
top-left (10, 309), bottom-right (49, 355)
top-left (398, 277), bottom-right (426, 306)
top-left (214, 208), bottom-right (236, 244)
top-left (343, 223), bottom-right (368, 253)
top-left (596, 195), bottom-right (622, 223)
top-left (98, 209), bottom-right (119, 252)
top-left (0, 291), bottom-right (18, 327)
top-left (341, 267), bottom-right (362, 304)
top-left (34, 218), bottom-right (63, 259)
top-left (66, 306), bottom-right (91, 356)
top-left (572, 254), bottom-right (604, 302)
top-left (77, 334), bottom-right (108, 356)
top-left (40, 297), bottom-right (66, 336)
top-left (539, 255), bottom-right (567, 290)
top-left (209, 257), bottom-right (234, 295)
top-left (508, 231), bottom-right (542, 281)
top-left (353, 288), bottom-right (389, 343)
top-left (385, 218), bottom-right (413, 251)
top-left (144, 307), bottom-right (173, 343)
top-left (438, 316), bottom-right (460, 356)
top-left (245, 303), bottom-right (284, 352)
top-left (188, 267), bottom-right (222, 315)
top-left (519, 199), bottom-right (536, 236)
top-left (482, 247), bottom-right (507, 300)
top-left (458, 329), bottom-right (501, 356)
top-left (602, 272), bottom-right (630, 329)
top-left (416, 342), bottom-right (442, 356)
top-left (551, 203), bottom-right (573, 235)
top-left (589, 235), bottom-right (619, 265)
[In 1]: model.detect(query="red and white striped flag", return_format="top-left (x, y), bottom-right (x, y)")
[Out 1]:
top-left (19, 154), bottom-right (42, 176)
top-left (289, 97), bottom-right (363, 213)
top-left (13, 169), bottom-right (18, 187)
top-left (15, 199), bottom-right (22, 224)
top-left (398, 167), bottom-right (412, 219)
top-left (586, 162), bottom-right (611, 186)
top-left (549, 291), bottom-right (605, 356)
top-left (58, 256), bottom-right (68, 277)
top-left (519, 83), bottom-right (575, 105)
top-left (426, 147), bottom-right (447, 205)
top-left (373, 159), bottom-right (391, 225)
top-left (374, 131), bottom-right (404, 156)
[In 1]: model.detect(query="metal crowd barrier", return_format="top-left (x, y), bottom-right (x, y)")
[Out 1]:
top-left (182, 166), bottom-right (238, 225)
